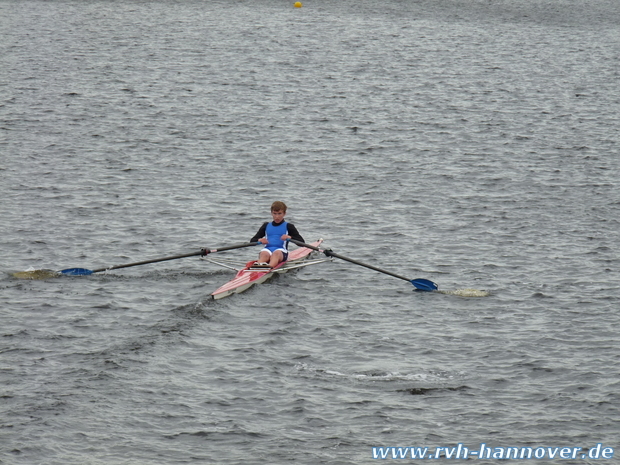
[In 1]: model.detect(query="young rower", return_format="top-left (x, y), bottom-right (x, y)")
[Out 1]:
top-left (250, 201), bottom-right (304, 268)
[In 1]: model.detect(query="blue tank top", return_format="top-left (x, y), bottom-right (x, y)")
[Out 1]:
top-left (265, 221), bottom-right (288, 250)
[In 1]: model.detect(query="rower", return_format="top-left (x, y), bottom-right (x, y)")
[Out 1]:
top-left (250, 201), bottom-right (305, 268)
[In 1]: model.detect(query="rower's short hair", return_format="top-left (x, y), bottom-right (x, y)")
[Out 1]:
top-left (271, 201), bottom-right (287, 212)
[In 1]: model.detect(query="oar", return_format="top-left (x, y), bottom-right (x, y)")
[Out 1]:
top-left (15, 242), bottom-right (259, 278)
top-left (61, 242), bottom-right (260, 276)
top-left (290, 239), bottom-right (438, 291)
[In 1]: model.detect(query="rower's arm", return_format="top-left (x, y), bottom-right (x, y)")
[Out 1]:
top-left (250, 222), bottom-right (268, 242)
top-left (287, 224), bottom-right (304, 243)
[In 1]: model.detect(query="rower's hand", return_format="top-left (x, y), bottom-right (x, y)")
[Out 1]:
top-left (281, 234), bottom-right (291, 240)
top-left (259, 238), bottom-right (268, 244)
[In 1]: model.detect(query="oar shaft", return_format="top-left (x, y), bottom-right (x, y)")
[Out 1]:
top-left (290, 240), bottom-right (411, 282)
top-left (330, 252), bottom-right (411, 282)
top-left (91, 242), bottom-right (258, 273)
top-left (91, 251), bottom-right (203, 273)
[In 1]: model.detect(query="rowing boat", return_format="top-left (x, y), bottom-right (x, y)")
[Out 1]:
top-left (209, 239), bottom-right (326, 299)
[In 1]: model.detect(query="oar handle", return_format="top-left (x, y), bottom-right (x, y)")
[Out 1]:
top-left (203, 242), bottom-right (259, 254)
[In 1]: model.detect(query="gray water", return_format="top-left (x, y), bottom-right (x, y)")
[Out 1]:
top-left (1, 0), bottom-right (619, 463)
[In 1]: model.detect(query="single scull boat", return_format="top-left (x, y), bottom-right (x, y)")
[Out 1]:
top-left (209, 239), bottom-right (327, 299)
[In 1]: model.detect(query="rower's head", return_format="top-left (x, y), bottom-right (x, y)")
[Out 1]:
top-left (271, 201), bottom-right (287, 213)
top-left (271, 201), bottom-right (287, 222)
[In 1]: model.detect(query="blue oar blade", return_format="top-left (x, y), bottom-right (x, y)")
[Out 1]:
top-left (60, 268), bottom-right (94, 276)
top-left (411, 278), bottom-right (438, 292)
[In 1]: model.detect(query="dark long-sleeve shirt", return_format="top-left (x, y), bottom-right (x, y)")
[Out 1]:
top-left (250, 221), bottom-right (304, 244)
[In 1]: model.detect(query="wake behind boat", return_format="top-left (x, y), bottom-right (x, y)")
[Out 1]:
top-left (209, 239), bottom-right (327, 299)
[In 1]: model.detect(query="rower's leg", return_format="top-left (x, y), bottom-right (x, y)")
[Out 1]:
top-left (258, 250), bottom-right (271, 263)
top-left (269, 250), bottom-right (284, 268)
